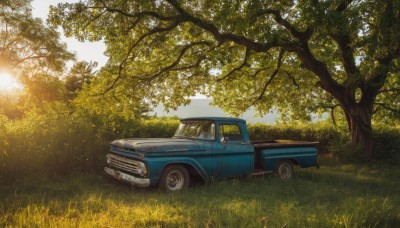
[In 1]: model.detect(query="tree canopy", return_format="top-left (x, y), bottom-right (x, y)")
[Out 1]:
top-left (49, 0), bottom-right (400, 156)
top-left (0, 0), bottom-right (75, 117)
top-left (0, 0), bottom-right (74, 73)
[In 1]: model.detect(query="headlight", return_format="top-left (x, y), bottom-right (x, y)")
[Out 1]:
top-left (137, 162), bottom-right (148, 176)
top-left (106, 154), bottom-right (112, 165)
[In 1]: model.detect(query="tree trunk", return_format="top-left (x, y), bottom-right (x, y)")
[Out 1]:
top-left (344, 105), bottom-right (374, 158)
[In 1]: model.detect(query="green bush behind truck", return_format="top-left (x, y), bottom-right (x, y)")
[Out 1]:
top-left (105, 117), bottom-right (319, 191)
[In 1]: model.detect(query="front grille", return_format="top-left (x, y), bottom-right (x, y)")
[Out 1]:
top-left (107, 154), bottom-right (141, 175)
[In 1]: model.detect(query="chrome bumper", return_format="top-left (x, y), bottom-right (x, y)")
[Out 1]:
top-left (104, 167), bottom-right (150, 187)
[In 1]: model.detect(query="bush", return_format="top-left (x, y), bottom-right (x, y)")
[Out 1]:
top-left (248, 122), bottom-right (400, 162)
top-left (0, 106), bottom-right (103, 180)
top-left (139, 118), bottom-right (180, 138)
top-left (372, 126), bottom-right (400, 161)
top-left (247, 122), bottom-right (348, 153)
top-left (1, 111), bottom-right (399, 182)
top-left (0, 107), bottom-right (179, 181)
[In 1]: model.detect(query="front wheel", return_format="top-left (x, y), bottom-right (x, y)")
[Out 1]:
top-left (159, 165), bottom-right (190, 191)
top-left (274, 160), bottom-right (293, 179)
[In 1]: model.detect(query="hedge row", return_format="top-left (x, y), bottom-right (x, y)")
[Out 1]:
top-left (1, 113), bottom-right (399, 181)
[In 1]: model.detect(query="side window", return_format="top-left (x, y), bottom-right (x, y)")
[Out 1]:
top-left (219, 124), bottom-right (243, 141)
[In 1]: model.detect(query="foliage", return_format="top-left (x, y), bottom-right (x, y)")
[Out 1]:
top-left (0, 105), bottom-right (175, 181)
top-left (0, 94), bottom-right (23, 119)
top-left (0, 0), bottom-right (74, 74)
top-left (248, 121), bottom-right (348, 153)
top-left (18, 73), bottom-right (68, 110)
top-left (65, 61), bottom-right (98, 99)
top-left (72, 65), bottom-right (152, 126)
top-left (0, 104), bottom-right (102, 180)
top-left (2, 108), bottom-right (399, 182)
top-left (371, 125), bottom-right (400, 161)
top-left (1, 159), bottom-right (399, 227)
top-left (139, 118), bottom-right (180, 138)
top-left (49, 0), bottom-right (400, 156)
top-left (0, 0), bottom-right (74, 119)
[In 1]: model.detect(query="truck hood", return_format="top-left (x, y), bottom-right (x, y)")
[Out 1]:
top-left (110, 138), bottom-right (211, 153)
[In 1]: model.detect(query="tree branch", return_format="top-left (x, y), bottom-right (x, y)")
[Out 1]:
top-left (374, 102), bottom-right (400, 115)
top-left (170, 55), bottom-right (205, 72)
top-left (217, 47), bottom-right (250, 81)
top-left (102, 19), bottom-right (185, 95)
top-left (283, 70), bottom-right (300, 89)
top-left (96, 0), bottom-right (179, 21)
top-left (82, 9), bottom-right (107, 31)
top-left (378, 88), bottom-right (400, 94)
top-left (329, 33), bottom-right (360, 86)
top-left (330, 104), bottom-right (341, 126)
top-left (144, 41), bottom-right (212, 82)
top-left (12, 53), bottom-right (50, 67)
top-left (363, 1), bottom-right (399, 102)
top-left (257, 49), bottom-right (285, 100)
top-left (335, 0), bottom-right (353, 12)
top-left (254, 9), bottom-right (313, 40)
top-left (166, 0), bottom-right (273, 52)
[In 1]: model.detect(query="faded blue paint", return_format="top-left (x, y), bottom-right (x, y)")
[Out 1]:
top-left (261, 147), bottom-right (318, 171)
top-left (106, 117), bottom-right (319, 187)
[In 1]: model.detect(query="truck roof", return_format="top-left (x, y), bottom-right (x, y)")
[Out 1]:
top-left (181, 117), bottom-right (246, 123)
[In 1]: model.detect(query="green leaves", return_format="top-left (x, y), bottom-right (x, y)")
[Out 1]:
top-left (48, 0), bottom-right (400, 128)
top-left (1, 1), bottom-right (74, 72)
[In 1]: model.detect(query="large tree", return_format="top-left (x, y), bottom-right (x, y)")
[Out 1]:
top-left (50, 0), bottom-right (400, 157)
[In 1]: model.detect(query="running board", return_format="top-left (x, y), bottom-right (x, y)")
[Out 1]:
top-left (252, 170), bottom-right (273, 176)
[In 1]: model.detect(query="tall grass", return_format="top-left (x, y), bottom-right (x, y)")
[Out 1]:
top-left (0, 157), bottom-right (399, 227)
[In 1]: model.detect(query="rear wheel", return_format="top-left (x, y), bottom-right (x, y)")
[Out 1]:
top-left (274, 160), bottom-right (293, 179)
top-left (159, 165), bottom-right (190, 191)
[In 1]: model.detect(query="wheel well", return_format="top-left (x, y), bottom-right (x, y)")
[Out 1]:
top-left (163, 163), bottom-right (205, 181)
top-left (288, 159), bottom-right (299, 166)
top-left (275, 159), bottom-right (298, 170)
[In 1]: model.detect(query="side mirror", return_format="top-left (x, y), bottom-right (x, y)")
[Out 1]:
top-left (221, 137), bottom-right (229, 143)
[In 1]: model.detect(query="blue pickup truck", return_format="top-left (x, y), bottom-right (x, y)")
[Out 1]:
top-left (104, 117), bottom-right (318, 191)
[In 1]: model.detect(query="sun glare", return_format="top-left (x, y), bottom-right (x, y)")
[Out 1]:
top-left (0, 72), bottom-right (23, 92)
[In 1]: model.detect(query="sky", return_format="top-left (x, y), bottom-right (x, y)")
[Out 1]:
top-left (29, 0), bottom-right (207, 98)
top-left (31, 0), bottom-right (108, 69)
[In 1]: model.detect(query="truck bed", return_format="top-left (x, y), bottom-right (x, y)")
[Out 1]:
top-left (252, 140), bottom-right (319, 172)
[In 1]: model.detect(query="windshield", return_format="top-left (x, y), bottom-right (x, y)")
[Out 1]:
top-left (174, 120), bottom-right (215, 140)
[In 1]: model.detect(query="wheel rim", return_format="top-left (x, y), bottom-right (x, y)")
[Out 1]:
top-left (278, 163), bottom-right (292, 179)
top-left (165, 170), bottom-right (185, 190)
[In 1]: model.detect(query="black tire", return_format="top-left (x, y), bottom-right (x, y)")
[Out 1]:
top-left (274, 160), bottom-right (293, 179)
top-left (159, 165), bottom-right (190, 191)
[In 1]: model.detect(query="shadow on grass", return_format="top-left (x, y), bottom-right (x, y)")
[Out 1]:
top-left (1, 159), bottom-right (399, 227)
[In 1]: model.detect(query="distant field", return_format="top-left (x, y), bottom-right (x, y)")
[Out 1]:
top-left (152, 99), bottom-right (280, 123)
top-left (1, 157), bottom-right (399, 227)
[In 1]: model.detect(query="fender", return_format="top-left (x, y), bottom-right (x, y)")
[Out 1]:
top-left (146, 156), bottom-right (211, 186)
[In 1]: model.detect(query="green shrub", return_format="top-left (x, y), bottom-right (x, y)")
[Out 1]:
top-left (247, 122), bottom-right (348, 153)
top-left (0, 106), bottom-right (179, 181)
top-left (1, 110), bottom-right (399, 182)
top-left (248, 122), bottom-right (400, 162)
top-left (372, 126), bottom-right (400, 161)
top-left (328, 142), bottom-right (369, 163)
top-left (139, 118), bottom-right (180, 138)
top-left (1, 107), bottom-right (99, 180)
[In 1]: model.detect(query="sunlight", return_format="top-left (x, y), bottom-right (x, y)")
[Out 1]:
top-left (0, 72), bottom-right (23, 91)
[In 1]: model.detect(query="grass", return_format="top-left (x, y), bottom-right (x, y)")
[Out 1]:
top-left (1, 157), bottom-right (399, 227)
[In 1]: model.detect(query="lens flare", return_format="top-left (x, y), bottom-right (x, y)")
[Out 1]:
top-left (0, 72), bottom-right (23, 91)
